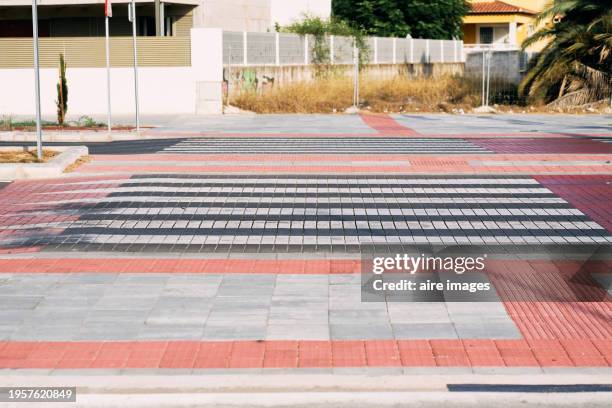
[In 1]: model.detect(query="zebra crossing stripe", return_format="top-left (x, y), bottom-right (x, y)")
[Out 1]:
top-left (161, 138), bottom-right (492, 154)
top-left (2, 174), bottom-right (611, 251)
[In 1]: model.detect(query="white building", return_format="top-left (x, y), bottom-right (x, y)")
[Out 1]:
top-left (0, 0), bottom-right (332, 37)
top-left (198, 0), bottom-right (331, 32)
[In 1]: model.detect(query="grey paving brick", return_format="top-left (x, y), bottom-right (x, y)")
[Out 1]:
top-left (330, 323), bottom-right (393, 340)
top-left (2, 272), bottom-right (524, 341)
top-left (0, 296), bottom-right (43, 310)
top-left (94, 296), bottom-right (159, 310)
top-left (329, 309), bottom-right (390, 324)
top-left (391, 323), bottom-right (459, 339)
top-left (267, 324), bottom-right (330, 340)
top-left (202, 324), bottom-right (266, 340)
top-left (138, 324), bottom-right (205, 340)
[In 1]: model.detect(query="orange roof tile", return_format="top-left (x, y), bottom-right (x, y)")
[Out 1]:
top-left (470, 1), bottom-right (537, 15)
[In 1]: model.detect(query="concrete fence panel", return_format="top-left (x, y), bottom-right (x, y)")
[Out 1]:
top-left (429, 39), bottom-right (443, 63)
top-left (444, 40), bottom-right (458, 63)
top-left (412, 39), bottom-right (428, 64)
top-left (366, 37), bottom-right (376, 63)
top-left (333, 36), bottom-right (354, 65)
top-left (279, 33), bottom-right (306, 65)
top-left (222, 31), bottom-right (245, 65)
top-left (395, 39), bottom-right (410, 63)
top-left (377, 37), bottom-right (395, 64)
top-left (246, 32), bottom-right (276, 66)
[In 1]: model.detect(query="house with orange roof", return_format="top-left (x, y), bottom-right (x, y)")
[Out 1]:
top-left (462, 0), bottom-right (549, 51)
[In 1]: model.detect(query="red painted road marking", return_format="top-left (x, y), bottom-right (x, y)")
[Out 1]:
top-left (472, 138), bottom-right (612, 154)
top-left (89, 153), bottom-right (612, 162)
top-left (359, 113), bottom-right (420, 136)
top-left (69, 152), bottom-right (612, 175)
top-left (0, 339), bottom-right (609, 369)
top-left (536, 175), bottom-right (612, 232)
top-left (1, 258), bottom-right (609, 277)
top-left (74, 163), bottom-right (612, 175)
top-left (0, 259), bottom-right (361, 274)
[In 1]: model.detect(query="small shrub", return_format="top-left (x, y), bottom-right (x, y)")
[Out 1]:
top-left (0, 115), bottom-right (13, 131)
top-left (77, 115), bottom-right (104, 128)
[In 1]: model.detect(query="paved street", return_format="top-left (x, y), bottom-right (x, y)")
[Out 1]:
top-left (0, 113), bottom-right (610, 375)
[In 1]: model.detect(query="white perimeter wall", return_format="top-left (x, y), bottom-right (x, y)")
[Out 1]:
top-left (0, 67), bottom-right (195, 116)
top-left (198, 0), bottom-right (271, 32)
top-left (194, 0), bottom-right (331, 32)
top-left (270, 0), bottom-right (331, 26)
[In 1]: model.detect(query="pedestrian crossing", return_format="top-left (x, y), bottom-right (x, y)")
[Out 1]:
top-left (2, 175), bottom-right (610, 253)
top-left (160, 137), bottom-right (492, 154)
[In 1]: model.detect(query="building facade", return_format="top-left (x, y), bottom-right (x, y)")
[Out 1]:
top-left (0, 0), bottom-right (331, 37)
top-left (462, 0), bottom-right (549, 51)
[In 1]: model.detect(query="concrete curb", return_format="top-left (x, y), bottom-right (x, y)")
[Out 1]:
top-left (54, 391), bottom-right (612, 408)
top-left (1, 373), bottom-right (612, 407)
top-left (0, 131), bottom-right (138, 143)
top-left (1, 373), bottom-right (610, 391)
top-left (0, 145), bottom-right (88, 181)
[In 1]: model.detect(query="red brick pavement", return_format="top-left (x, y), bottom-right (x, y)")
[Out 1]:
top-left (473, 138), bottom-right (612, 154)
top-left (536, 175), bottom-right (612, 231)
top-left (0, 151), bottom-right (610, 371)
top-left (0, 338), bottom-right (609, 369)
top-left (77, 153), bottom-right (612, 174)
top-left (359, 113), bottom-right (421, 136)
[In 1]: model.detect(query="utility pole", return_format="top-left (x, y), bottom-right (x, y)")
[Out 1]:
top-left (105, 0), bottom-right (113, 133)
top-left (129, 0), bottom-right (140, 131)
top-left (353, 40), bottom-right (359, 109)
top-left (31, 0), bottom-right (43, 160)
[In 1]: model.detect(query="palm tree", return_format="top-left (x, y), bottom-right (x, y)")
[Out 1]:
top-left (519, 0), bottom-right (611, 106)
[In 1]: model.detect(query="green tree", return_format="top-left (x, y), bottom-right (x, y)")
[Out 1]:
top-left (332, 0), bottom-right (469, 39)
top-left (520, 0), bottom-right (611, 105)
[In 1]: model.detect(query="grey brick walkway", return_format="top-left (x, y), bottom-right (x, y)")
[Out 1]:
top-left (0, 273), bottom-right (520, 341)
top-left (393, 114), bottom-right (612, 135)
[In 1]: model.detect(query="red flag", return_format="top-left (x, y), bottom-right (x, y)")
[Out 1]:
top-left (104, 0), bottom-right (112, 17)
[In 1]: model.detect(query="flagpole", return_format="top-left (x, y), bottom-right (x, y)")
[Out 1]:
top-left (130, 0), bottom-right (140, 132)
top-left (31, 0), bottom-right (43, 160)
top-left (105, 14), bottom-right (112, 133)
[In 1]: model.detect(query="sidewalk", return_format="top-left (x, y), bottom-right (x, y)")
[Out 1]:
top-left (0, 114), bottom-right (610, 402)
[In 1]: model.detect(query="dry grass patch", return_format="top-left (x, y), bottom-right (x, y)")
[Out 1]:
top-left (0, 149), bottom-right (58, 164)
top-left (231, 75), bottom-right (481, 114)
top-left (64, 155), bottom-right (92, 173)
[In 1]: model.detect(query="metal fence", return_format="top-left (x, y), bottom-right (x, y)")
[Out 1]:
top-left (222, 31), bottom-right (464, 66)
top-left (464, 49), bottom-right (528, 106)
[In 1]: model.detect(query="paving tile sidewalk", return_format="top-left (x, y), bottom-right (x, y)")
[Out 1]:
top-left (0, 117), bottom-right (610, 373)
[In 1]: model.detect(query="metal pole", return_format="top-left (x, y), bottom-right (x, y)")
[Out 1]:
top-left (486, 50), bottom-right (491, 106)
top-left (226, 45), bottom-right (232, 108)
top-left (481, 49), bottom-right (486, 106)
top-left (31, 0), bottom-right (42, 160)
top-left (105, 15), bottom-right (112, 133)
top-left (353, 41), bottom-right (359, 108)
top-left (130, 0), bottom-right (140, 131)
